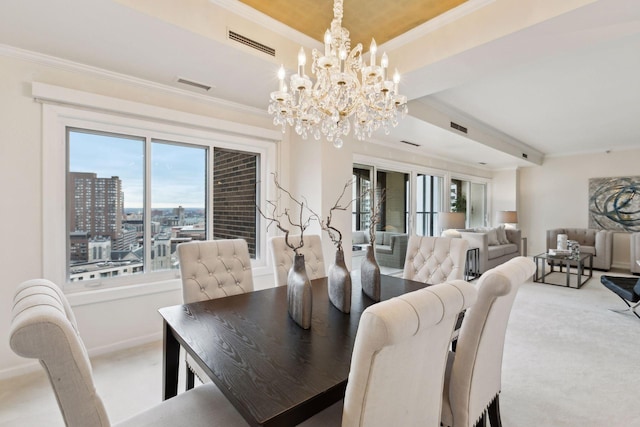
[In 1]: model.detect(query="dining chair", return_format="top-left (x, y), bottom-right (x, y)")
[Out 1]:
top-left (441, 256), bottom-right (535, 427)
top-left (403, 235), bottom-right (469, 284)
top-left (177, 239), bottom-right (254, 389)
top-left (299, 279), bottom-right (478, 427)
top-left (9, 278), bottom-right (248, 427)
top-left (268, 234), bottom-right (326, 286)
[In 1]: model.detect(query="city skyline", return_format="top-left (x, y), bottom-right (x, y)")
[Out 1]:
top-left (69, 129), bottom-right (206, 209)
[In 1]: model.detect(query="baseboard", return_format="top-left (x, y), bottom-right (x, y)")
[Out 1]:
top-left (0, 333), bottom-right (162, 381)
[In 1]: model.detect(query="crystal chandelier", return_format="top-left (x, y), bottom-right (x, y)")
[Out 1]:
top-left (268, 0), bottom-right (408, 148)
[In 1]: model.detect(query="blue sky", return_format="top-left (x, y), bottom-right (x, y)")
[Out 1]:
top-left (69, 130), bottom-right (206, 208)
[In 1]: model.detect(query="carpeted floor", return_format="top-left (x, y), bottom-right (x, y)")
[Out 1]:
top-left (2, 267), bottom-right (639, 426)
top-left (501, 268), bottom-right (640, 426)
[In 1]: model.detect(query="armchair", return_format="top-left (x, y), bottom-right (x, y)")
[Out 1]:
top-left (631, 232), bottom-right (640, 275)
top-left (546, 228), bottom-right (613, 271)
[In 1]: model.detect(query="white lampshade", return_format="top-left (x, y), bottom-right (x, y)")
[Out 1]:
top-left (496, 210), bottom-right (518, 224)
top-left (439, 212), bottom-right (466, 230)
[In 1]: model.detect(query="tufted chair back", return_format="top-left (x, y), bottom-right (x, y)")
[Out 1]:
top-left (177, 239), bottom-right (254, 304)
top-left (10, 279), bottom-right (111, 427)
top-left (269, 234), bottom-right (326, 287)
top-left (441, 256), bottom-right (535, 427)
top-left (403, 236), bottom-right (469, 284)
top-left (341, 280), bottom-right (477, 427)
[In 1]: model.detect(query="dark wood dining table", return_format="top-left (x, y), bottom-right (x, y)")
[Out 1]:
top-left (159, 274), bottom-right (433, 427)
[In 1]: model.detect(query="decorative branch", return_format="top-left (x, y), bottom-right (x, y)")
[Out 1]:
top-left (308, 179), bottom-right (357, 251)
top-left (256, 173), bottom-right (315, 255)
top-left (367, 188), bottom-right (386, 246)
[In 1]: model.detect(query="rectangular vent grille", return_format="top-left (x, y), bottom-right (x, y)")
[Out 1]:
top-left (228, 30), bottom-right (276, 57)
top-left (450, 121), bottom-right (468, 134)
top-left (176, 78), bottom-right (212, 91)
top-left (400, 140), bottom-right (420, 147)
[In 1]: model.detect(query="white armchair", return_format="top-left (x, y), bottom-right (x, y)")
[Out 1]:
top-left (268, 234), bottom-right (326, 286)
top-left (9, 279), bottom-right (248, 427)
top-left (546, 228), bottom-right (613, 271)
top-left (631, 232), bottom-right (640, 274)
top-left (299, 280), bottom-right (478, 426)
top-left (441, 256), bottom-right (535, 427)
top-left (403, 235), bottom-right (469, 284)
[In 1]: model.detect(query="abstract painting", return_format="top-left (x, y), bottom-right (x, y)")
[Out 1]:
top-left (589, 176), bottom-right (640, 232)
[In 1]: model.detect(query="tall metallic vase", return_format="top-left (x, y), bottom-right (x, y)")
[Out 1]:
top-left (328, 249), bottom-right (351, 313)
top-left (360, 245), bottom-right (381, 301)
top-left (288, 254), bottom-right (313, 329)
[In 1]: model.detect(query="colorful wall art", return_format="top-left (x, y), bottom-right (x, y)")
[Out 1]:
top-left (589, 176), bottom-right (640, 232)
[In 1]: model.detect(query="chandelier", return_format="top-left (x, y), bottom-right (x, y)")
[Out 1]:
top-left (268, 0), bottom-right (408, 148)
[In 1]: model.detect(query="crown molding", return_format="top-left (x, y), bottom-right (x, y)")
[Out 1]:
top-left (380, 0), bottom-right (496, 51)
top-left (0, 43), bottom-right (268, 117)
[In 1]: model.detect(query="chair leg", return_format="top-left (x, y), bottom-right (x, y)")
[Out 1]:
top-left (186, 367), bottom-right (195, 390)
top-left (609, 295), bottom-right (640, 319)
top-left (477, 411), bottom-right (487, 427)
top-left (488, 396), bottom-right (502, 427)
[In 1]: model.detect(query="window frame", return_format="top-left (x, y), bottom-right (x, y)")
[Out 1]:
top-left (40, 84), bottom-right (279, 295)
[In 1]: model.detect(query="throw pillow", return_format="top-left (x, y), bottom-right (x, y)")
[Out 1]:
top-left (496, 224), bottom-right (509, 245)
top-left (474, 227), bottom-right (500, 246)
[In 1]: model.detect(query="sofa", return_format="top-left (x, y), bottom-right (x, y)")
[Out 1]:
top-left (352, 230), bottom-right (409, 269)
top-left (458, 227), bottom-right (521, 275)
top-left (546, 228), bottom-right (613, 271)
top-left (632, 232), bottom-right (640, 275)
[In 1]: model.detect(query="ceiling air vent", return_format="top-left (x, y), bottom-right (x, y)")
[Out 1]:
top-left (228, 30), bottom-right (276, 57)
top-left (176, 77), bottom-right (212, 92)
top-left (401, 140), bottom-right (420, 147)
top-left (450, 121), bottom-right (468, 134)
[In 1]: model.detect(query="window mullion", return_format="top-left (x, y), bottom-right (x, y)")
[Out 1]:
top-left (144, 136), bottom-right (152, 272)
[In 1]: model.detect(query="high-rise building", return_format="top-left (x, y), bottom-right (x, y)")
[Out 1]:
top-left (68, 172), bottom-right (123, 242)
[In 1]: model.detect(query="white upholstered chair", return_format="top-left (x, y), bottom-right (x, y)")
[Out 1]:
top-left (177, 239), bottom-right (254, 389)
top-left (403, 235), bottom-right (469, 284)
top-left (9, 279), bottom-right (248, 427)
top-left (268, 234), bottom-right (326, 286)
top-left (299, 279), bottom-right (478, 427)
top-left (441, 256), bottom-right (535, 427)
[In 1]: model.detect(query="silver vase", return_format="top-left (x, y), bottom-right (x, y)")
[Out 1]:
top-left (287, 254), bottom-right (313, 329)
top-left (328, 248), bottom-right (351, 313)
top-left (361, 245), bottom-right (381, 301)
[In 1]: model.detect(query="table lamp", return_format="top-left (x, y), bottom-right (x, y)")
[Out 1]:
top-left (439, 212), bottom-right (466, 237)
top-left (496, 210), bottom-right (518, 229)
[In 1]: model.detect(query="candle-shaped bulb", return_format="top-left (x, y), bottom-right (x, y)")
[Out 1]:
top-left (324, 30), bottom-right (332, 56)
top-left (339, 47), bottom-right (347, 72)
top-left (393, 68), bottom-right (400, 92)
top-left (381, 52), bottom-right (388, 79)
top-left (370, 39), bottom-right (377, 66)
top-left (297, 47), bottom-right (306, 76)
top-left (277, 65), bottom-right (285, 91)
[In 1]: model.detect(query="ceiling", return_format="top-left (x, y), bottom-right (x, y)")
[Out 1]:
top-left (0, 0), bottom-right (639, 170)
top-left (236, 0), bottom-right (466, 47)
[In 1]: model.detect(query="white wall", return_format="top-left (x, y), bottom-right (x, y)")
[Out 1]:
top-left (519, 150), bottom-right (640, 268)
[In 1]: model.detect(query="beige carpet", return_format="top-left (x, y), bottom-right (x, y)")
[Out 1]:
top-left (1, 268), bottom-right (639, 426)
top-left (501, 269), bottom-right (640, 426)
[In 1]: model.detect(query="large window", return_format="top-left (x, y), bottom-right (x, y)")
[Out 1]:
top-left (416, 174), bottom-right (444, 236)
top-left (40, 84), bottom-right (278, 294)
top-left (66, 128), bottom-right (260, 285)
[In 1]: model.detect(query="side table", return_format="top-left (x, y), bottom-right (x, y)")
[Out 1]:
top-left (465, 247), bottom-right (481, 281)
